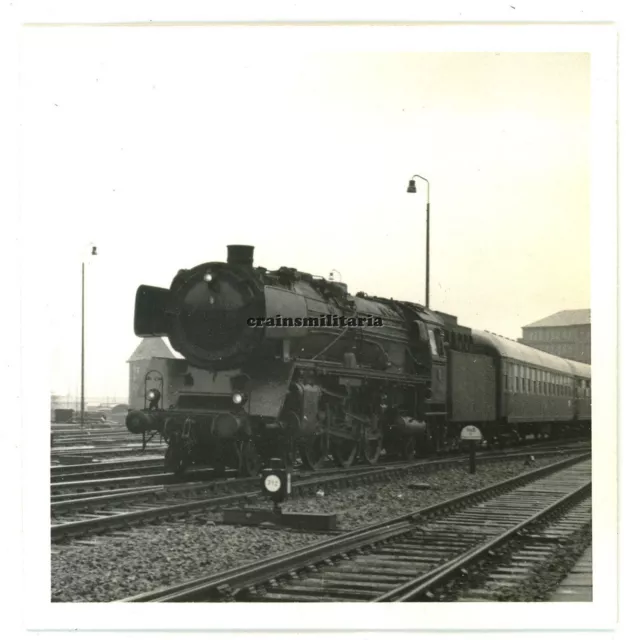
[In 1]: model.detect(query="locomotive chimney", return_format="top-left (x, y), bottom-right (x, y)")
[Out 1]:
top-left (227, 245), bottom-right (254, 268)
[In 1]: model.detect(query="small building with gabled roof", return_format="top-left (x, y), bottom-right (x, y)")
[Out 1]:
top-left (127, 337), bottom-right (179, 362)
top-left (127, 338), bottom-right (184, 408)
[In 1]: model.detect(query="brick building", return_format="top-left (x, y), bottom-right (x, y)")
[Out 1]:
top-left (519, 309), bottom-right (591, 364)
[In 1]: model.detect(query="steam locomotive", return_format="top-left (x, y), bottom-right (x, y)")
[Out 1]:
top-left (126, 245), bottom-right (591, 475)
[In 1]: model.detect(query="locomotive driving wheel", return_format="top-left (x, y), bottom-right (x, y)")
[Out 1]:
top-left (299, 433), bottom-right (328, 470)
top-left (399, 435), bottom-right (416, 461)
top-left (164, 436), bottom-right (189, 474)
top-left (238, 440), bottom-right (261, 477)
top-left (330, 437), bottom-right (358, 468)
top-left (362, 417), bottom-right (384, 465)
top-left (329, 397), bottom-right (359, 468)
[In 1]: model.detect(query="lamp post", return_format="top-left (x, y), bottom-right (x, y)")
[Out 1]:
top-left (80, 245), bottom-right (97, 427)
top-left (407, 175), bottom-right (431, 308)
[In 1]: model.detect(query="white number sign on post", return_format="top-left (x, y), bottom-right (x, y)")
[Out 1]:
top-left (460, 425), bottom-right (483, 441)
top-left (460, 425), bottom-right (482, 474)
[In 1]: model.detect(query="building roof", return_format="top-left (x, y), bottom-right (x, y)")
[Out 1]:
top-left (523, 309), bottom-right (591, 329)
top-left (127, 337), bottom-right (179, 362)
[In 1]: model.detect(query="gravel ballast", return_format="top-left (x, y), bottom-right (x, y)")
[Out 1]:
top-left (51, 454), bottom-right (573, 602)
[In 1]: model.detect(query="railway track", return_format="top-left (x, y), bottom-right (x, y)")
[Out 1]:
top-left (119, 452), bottom-right (590, 602)
top-left (50, 444), bottom-right (166, 462)
top-left (50, 457), bottom-right (165, 481)
top-left (51, 447), bottom-right (588, 543)
top-left (50, 436), bottom-right (589, 484)
top-left (50, 467), bottom-right (219, 497)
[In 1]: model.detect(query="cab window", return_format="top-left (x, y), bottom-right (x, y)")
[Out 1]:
top-left (433, 329), bottom-right (445, 356)
top-left (428, 330), bottom-right (438, 356)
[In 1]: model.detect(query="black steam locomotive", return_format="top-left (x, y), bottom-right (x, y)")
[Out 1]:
top-left (126, 245), bottom-right (591, 475)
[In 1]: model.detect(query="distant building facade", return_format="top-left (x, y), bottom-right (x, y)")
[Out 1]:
top-left (519, 309), bottom-right (591, 364)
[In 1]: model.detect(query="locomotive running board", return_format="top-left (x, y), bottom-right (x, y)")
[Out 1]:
top-left (222, 507), bottom-right (338, 532)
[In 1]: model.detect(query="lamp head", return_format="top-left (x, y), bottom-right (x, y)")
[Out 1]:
top-left (407, 179), bottom-right (417, 194)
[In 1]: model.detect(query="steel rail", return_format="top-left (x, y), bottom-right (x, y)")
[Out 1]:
top-left (373, 480), bottom-right (591, 601)
top-left (119, 452), bottom-right (590, 602)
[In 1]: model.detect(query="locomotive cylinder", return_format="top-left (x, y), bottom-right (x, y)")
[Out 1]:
top-left (393, 416), bottom-right (427, 435)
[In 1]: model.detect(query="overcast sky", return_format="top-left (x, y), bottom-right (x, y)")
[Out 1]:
top-left (20, 28), bottom-right (590, 400)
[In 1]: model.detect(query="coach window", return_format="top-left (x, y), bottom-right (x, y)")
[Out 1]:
top-left (512, 363), bottom-right (518, 393)
top-left (546, 373), bottom-right (550, 396)
top-left (544, 371), bottom-right (549, 396)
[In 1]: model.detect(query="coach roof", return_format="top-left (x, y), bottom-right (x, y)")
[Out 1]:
top-left (472, 330), bottom-right (575, 374)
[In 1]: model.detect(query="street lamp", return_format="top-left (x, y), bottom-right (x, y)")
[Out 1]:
top-left (81, 245), bottom-right (97, 427)
top-left (407, 174), bottom-right (431, 308)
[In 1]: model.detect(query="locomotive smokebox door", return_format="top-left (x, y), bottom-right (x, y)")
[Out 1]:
top-left (261, 458), bottom-right (290, 508)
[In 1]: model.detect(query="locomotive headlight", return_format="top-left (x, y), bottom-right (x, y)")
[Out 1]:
top-left (203, 272), bottom-right (214, 283)
top-left (147, 388), bottom-right (161, 409)
top-left (232, 392), bottom-right (245, 405)
top-left (263, 474), bottom-right (282, 493)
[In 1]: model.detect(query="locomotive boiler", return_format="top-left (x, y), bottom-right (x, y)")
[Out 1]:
top-left (126, 245), bottom-right (452, 474)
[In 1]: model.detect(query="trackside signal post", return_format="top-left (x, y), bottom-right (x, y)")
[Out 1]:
top-left (460, 425), bottom-right (483, 474)
top-left (222, 458), bottom-right (338, 531)
top-left (261, 458), bottom-right (291, 513)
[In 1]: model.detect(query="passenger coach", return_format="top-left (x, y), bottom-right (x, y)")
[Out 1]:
top-left (461, 330), bottom-right (591, 442)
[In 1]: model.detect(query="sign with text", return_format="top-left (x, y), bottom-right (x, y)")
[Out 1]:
top-left (460, 425), bottom-right (483, 441)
